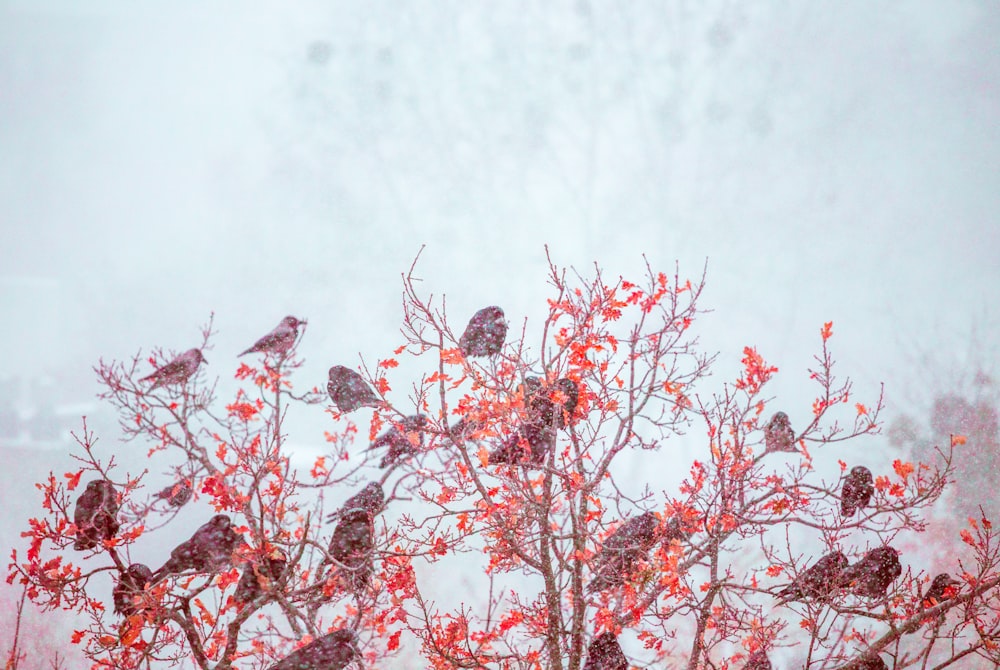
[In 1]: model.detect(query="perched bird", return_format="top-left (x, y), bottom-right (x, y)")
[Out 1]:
top-left (326, 482), bottom-right (385, 523)
top-left (370, 414), bottom-right (427, 468)
top-left (488, 423), bottom-right (556, 466)
top-left (841, 466), bottom-right (874, 517)
top-left (140, 349), bottom-right (207, 390)
top-left (587, 512), bottom-right (660, 593)
top-left (268, 629), bottom-right (361, 670)
top-left (239, 316), bottom-right (306, 357)
top-left (774, 551), bottom-right (849, 604)
top-left (154, 514), bottom-right (241, 580)
top-left (923, 573), bottom-right (961, 608)
top-left (524, 377), bottom-right (579, 429)
top-left (154, 479), bottom-right (193, 508)
top-left (234, 548), bottom-right (288, 607)
top-left (583, 632), bottom-right (627, 670)
top-left (327, 366), bottom-right (381, 413)
top-left (846, 655), bottom-right (888, 670)
top-left (763, 411), bottom-right (796, 453)
top-left (744, 650), bottom-right (772, 670)
top-left (458, 306), bottom-right (507, 357)
top-left (840, 546), bottom-right (902, 599)
top-left (113, 563), bottom-right (154, 616)
top-left (326, 509), bottom-right (376, 594)
top-left (73, 479), bottom-right (120, 551)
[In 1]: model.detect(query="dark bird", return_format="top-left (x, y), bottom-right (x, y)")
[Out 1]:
top-left (268, 628), bottom-right (361, 670)
top-left (774, 551), bottom-right (849, 604)
top-left (370, 414), bottom-right (427, 468)
top-left (840, 546), bottom-right (902, 599)
top-left (235, 548), bottom-right (288, 607)
top-left (744, 650), bottom-right (772, 670)
top-left (154, 479), bottom-right (193, 508)
top-left (140, 349), bottom-right (207, 390)
top-left (583, 632), bottom-right (627, 670)
top-left (458, 306), bottom-right (507, 357)
top-left (840, 466), bottom-right (874, 517)
top-left (326, 482), bottom-right (385, 523)
top-left (154, 514), bottom-right (241, 580)
top-left (239, 316), bottom-right (306, 357)
top-left (587, 512), bottom-right (660, 593)
top-left (113, 563), bottom-right (154, 616)
top-left (73, 479), bottom-right (120, 551)
top-left (923, 573), bottom-right (960, 607)
top-left (763, 411), bottom-right (796, 453)
top-left (524, 376), bottom-right (579, 429)
top-left (327, 366), bottom-right (381, 413)
top-left (326, 510), bottom-right (376, 595)
top-left (846, 655), bottom-right (888, 670)
top-left (487, 423), bottom-right (556, 466)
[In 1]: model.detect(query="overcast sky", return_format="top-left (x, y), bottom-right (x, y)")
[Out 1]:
top-left (1, 1), bottom-right (998, 663)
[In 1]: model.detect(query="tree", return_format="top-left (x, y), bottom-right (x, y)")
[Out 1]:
top-left (7, 250), bottom-right (1000, 669)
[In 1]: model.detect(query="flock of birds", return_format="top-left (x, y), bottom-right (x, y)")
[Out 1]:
top-left (69, 311), bottom-right (959, 670)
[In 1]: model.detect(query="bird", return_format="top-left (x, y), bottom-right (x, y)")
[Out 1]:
top-left (763, 411), bottom-right (796, 453)
top-left (841, 466), bottom-right (874, 517)
top-left (113, 563), bottom-right (154, 617)
top-left (153, 479), bottom-right (193, 508)
top-left (326, 482), bottom-right (385, 523)
top-left (744, 650), bottom-right (772, 670)
top-left (369, 414), bottom-right (427, 468)
top-left (524, 377), bottom-right (579, 429)
top-left (839, 546), bottom-right (902, 599)
top-left (153, 514), bottom-right (241, 580)
top-left (587, 512), bottom-right (660, 593)
top-left (923, 573), bottom-right (960, 608)
top-left (73, 479), bottom-right (120, 551)
top-left (268, 629), bottom-right (361, 670)
top-left (458, 306), bottom-right (507, 357)
top-left (487, 423), bottom-right (556, 466)
top-left (774, 551), bottom-right (849, 604)
top-left (327, 366), bottom-right (381, 413)
top-left (326, 509), bottom-right (376, 595)
top-left (239, 316), bottom-right (306, 357)
top-left (234, 548), bottom-right (288, 607)
top-left (139, 349), bottom-right (207, 390)
top-left (847, 655), bottom-right (888, 670)
top-left (583, 632), bottom-right (627, 670)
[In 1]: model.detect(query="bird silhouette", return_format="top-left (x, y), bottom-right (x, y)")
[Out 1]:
top-left (458, 306), bottom-right (507, 357)
top-left (140, 349), bottom-right (207, 390)
top-left (326, 509), bottom-right (376, 595)
top-left (327, 366), bottom-right (381, 413)
top-left (73, 479), bottom-right (120, 551)
top-left (239, 316), bottom-right (306, 357)
top-left (268, 629), bottom-right (361, 670)
top-left (370, 415), bottom-right (426, 468)
top-left (234, 548), bottom-right (288, 607)
top-left (153, 515), bottom-right (241, 580)
top-left (326, 482), bottom-right (385, 523)
top-left (583, 632), bottom-right (627, 670)
top-left (847, 655), bottom-right (887, 670)
top-left (923, 573), bottom-right (960, 608)
top-left (764, 411), bottom-right (796, 453)
top-left (841, 466), bottom-right (874, 517)
top-left (487, 423), bottom-right (556, 466)
top-left (113, 563), bottom-right (154, 616)
top-left (840, 546), bottom-right (902, 598)
top-left (587, 512), bottom-right (660, 593)
top-left (744, 650), bottom-right (772, 670)
top-left (774, 551), bottom-right (849, 604)
top-left (153, 479), bottom-right (193, 508)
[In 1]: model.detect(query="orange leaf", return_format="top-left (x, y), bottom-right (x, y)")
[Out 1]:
top-left (387, 630), bottom-right (401, 651)
top-left (820, 321), bottom-right (833, 340)
top-left (951, 434), bottom-right (967, 447)
top-left (65, 470), bottom-right (83, 491)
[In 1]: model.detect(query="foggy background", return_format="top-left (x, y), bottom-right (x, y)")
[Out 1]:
top-left (1, 0), bottom-right (998, 666)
